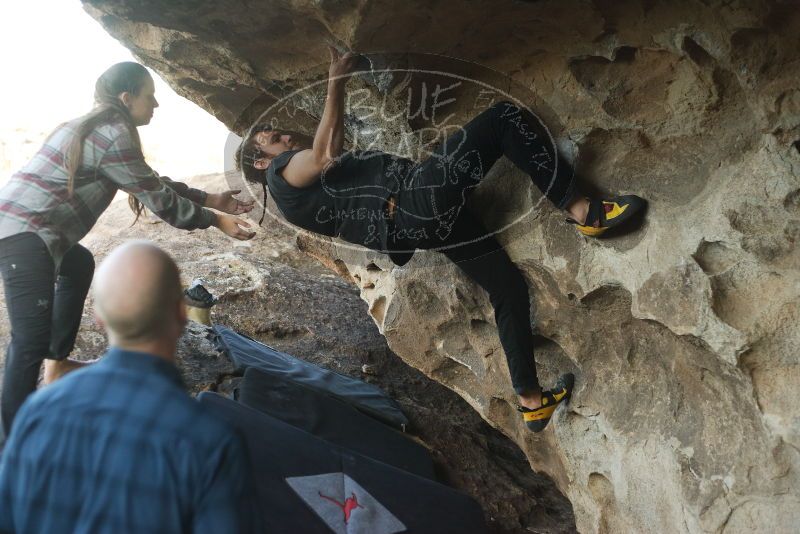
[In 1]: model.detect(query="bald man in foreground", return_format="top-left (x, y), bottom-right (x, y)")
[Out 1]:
top-left (0, 242), bottom-right (260, 534)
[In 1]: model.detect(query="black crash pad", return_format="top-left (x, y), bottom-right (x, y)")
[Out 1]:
top-left (212, 325), bottom-right (408, 431)
top-left (198, 392), bottom-right (488, 534)
top-left (238, 367), bottom-right (436, 480)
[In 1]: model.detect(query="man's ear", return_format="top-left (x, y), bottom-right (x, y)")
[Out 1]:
top-left (253, 158), bottom-right (271, 171)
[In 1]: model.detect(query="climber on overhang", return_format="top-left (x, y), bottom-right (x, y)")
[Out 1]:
top-left (235, 46), bottom-right (645, 432)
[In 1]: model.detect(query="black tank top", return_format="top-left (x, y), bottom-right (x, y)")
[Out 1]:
top-left (266, 149), bottom-right (415, 266)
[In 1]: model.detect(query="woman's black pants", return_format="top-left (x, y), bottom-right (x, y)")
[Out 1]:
top-left (0, 233), bottom-right (94, 438)
top-left (393, 101), bottom-right (575, 394)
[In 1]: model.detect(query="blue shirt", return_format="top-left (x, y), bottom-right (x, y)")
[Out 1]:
top-left (0, 349), bottom-right (260, 534)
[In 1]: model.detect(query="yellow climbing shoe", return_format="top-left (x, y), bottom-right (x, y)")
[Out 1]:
top-left (519, 373), bottom-right (575, 433)
top-left (570, 195), bottom-right (645, 237)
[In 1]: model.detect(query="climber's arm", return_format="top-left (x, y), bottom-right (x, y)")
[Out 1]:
top-left (282, 46), bottom-right (358, 189)
top-left (313, 77), bottom-right (347, 162)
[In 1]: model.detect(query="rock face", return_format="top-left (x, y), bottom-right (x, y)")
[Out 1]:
top-left (82, 2), bottom-right (800, 532)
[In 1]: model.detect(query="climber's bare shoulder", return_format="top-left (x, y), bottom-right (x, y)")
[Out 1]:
top-left (281, 148), bottom-right (331, 189)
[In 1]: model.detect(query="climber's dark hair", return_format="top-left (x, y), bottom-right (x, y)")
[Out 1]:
top-left (235, 123), bottom-right (273, 184)
top-left (235, 122), bottom-right (273, 224)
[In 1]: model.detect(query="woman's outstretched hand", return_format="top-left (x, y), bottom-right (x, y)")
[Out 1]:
top-left (328, 45), bottom-right (360, 80)
top-left (206, 190), bottom-right (255, 215)
top-left (213, 212), bottom-right (256, 240)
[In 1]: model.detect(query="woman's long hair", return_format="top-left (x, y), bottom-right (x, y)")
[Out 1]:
top-left (64, 62), bottom-right (151, 223)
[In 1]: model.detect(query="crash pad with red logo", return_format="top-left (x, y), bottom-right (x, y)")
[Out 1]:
top-left (197, 392), bottom-right (488, 533)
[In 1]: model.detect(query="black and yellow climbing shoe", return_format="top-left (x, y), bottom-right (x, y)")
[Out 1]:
top-left (569, 195), bottom-right (645, 237)
top-left (519, 373), bottom-right (575, 433)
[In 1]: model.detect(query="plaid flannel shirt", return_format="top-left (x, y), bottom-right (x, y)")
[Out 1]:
top-left (0, 119), bottom-right (215, 267)
top-left (0, 349), bottom-right (261, 534)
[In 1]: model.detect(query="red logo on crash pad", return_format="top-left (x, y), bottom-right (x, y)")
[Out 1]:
top-left (318, 491), bottom-right (364, 523)
top-left (286, 472), bottom-right (406, 534)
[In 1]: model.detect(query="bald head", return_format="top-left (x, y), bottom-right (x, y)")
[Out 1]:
top-left (93, 241), bottom-right (184, 346)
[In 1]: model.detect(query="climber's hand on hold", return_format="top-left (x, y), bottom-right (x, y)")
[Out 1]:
top-left (328, 45), bottom-right (360, 81)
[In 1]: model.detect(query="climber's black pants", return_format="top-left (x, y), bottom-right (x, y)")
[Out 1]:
top-left (393, 101), bottom-right (575, 393)
top-left (0, 233), bottom-right (94, 440)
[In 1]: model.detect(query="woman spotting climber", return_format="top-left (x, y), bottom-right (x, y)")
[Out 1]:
top-left (236, 48), bottom-right (645, 432)
top-left (0, 62), bottom-right (256, 440)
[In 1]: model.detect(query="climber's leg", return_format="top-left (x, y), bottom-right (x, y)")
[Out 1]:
top-left (397, 100), bottom-right (644, 240)
top-left (414, 208), bottom-right (576, 431)
top-left (395, 100), bottom-right (575, 243)
top-left (429, 210), bottom-right (541, 396)
top-left (403, 100), bottom-right (573, 213)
